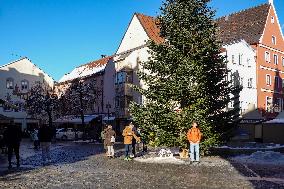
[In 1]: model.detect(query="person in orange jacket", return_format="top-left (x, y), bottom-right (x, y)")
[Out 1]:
top-left (122, 122), bottom-right (140, 160)
top-left (187, 121), bottom-right (202, 163)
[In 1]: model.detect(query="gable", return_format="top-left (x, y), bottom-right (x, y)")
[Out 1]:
top-left (260, 5), bottom-right (284, 51)
top-left (0, 58), bottom-right (54, 87)
top-left (116, 14), bottom-right (150, 54)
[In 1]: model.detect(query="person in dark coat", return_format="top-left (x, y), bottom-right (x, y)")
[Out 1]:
top-left (131, 125), bottom-right (138, 157)
top-left (38, 124), bottom-right (54, 164)
top-left (3, 122), bottom-right (22, 169)
top-left (104, 125), bottom-right (116, 158)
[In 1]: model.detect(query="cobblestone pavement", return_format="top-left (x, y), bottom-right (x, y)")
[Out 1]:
top-left (0, 141), bottom-right (284, 189)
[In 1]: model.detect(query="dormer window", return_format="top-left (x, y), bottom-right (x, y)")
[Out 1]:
top-left (6, 78), bottom-right (14, 89)
top-left (272, 36), bottom-right (276, 45)
top-left (271, 16), bottom-right (275, 23)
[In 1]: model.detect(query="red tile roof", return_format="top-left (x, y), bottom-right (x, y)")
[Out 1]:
top-left (216, 3), bottom-right (270, 44)
top-left (135, 3), bottom-right (270, 45)
top-left (78, 56), bottom-right (113, 69)
top-left (135, 13), bottom-right (164, 44)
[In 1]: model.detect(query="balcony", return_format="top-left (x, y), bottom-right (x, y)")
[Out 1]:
top-left (115, 84), bottom-right (133, 97)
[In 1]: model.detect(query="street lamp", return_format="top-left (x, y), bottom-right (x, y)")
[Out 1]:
top-left (106, 102), bottom-right (111, 120)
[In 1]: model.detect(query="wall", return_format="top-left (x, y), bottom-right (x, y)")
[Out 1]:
top-left (223, 40), bottom-right (257, 113)
top-left (257, 4), bottom-right (284, 117)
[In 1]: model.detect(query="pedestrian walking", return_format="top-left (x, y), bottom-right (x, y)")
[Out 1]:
top-left (101, 125), bottom-right (107, 154)
top-left (3, 122), bottom-right (22, 169)
top-left (104, 125), bottom-right (116, 158)
top-left (187, 121), bottom-right (202, 163)
top-left (122, 122), bottom-right (140, 160)
top-left (38, 124), bottom-right (54, 165)
top-left (31, 128), bottom-right (39, 150)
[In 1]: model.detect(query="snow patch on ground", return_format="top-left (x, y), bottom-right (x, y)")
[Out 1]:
top-left (135, 156), bottom-right (185, 164)
top-left (231, 151), bottom-right (284, 165)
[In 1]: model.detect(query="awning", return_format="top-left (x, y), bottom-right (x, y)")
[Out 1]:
top-left (102, 116), bottom-right (115, 121)
top-left (54, 115), bottom-right (99, 124)
top-left (0, 114), bottom-right (12, 123)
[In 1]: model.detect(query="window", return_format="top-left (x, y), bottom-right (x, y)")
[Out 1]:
top-left (274, 98), bottom-right (282, 112)
top-left (228, 101), bottom-right (234, 109)
top-left (6, 78), bottom-right (14, 89)
top-left (266, 74), bottom-right (271, 85)
top-left (275, 76), bottom-right (280, 89)
top-left (21, 80), bottom-right (29, 90)
top-left (115, 72), bottom-right (126, 84)
top-left (238, 54), bottom-right (243, 65)
top-left (248, 78), bottom-right (253, 88)
top-left (266, 97), bottom-right (273, 112)
top-left (240, 77), bottom-right (243, 86)
top-left (274, 54), bottom-right (278, 65)
top-left (272, 36), bottom-right (276, 45)
top-left (232, 55), bottom-right (235, 64)
top-left (247, 58), bottom-right (251, 67)
top-left (271, 16), bottom-right (275, 23)
top-left (282, 57), bottom-right (284, 67)
top-left (265, 51), bottom-right (270, 62)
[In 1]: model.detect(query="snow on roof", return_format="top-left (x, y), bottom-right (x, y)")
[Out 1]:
top-left (58, 56), bottom-right (112, 83)
top-left (265, 111), bottom-right (284, 123)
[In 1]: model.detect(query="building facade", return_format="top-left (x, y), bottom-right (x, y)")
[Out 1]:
top-left (112, 1), bottom-right (284, 120)
top-left (0, 57), bottom-right (54, 129)
top-left (54, 56), bottom-right (115, 119)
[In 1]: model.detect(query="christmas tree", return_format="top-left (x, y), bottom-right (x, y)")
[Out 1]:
top-left (130, 0), bottom-right (240, 152)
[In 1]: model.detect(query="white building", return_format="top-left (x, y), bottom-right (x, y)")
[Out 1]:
top-left (223, 40), bottom-right (257, 115)
top-left (0, 57), bottom-right (54, 130)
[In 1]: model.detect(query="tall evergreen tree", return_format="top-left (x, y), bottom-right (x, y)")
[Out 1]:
top-left (130, 0), bottom-right (239, 152)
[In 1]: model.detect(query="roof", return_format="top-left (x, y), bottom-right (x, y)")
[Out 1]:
top-left (135, 3), bottom-right (270, 45)
top-left (135, 13), bottom-right (164, 44)
top-left (216, 3), bottom-right (270, 44)
top-left (0, 57), bottom-right (27, 69)
top-left (58, 56), bottom-right (113, 83)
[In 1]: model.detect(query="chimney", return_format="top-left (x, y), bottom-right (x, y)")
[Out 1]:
top-left (101, 55), bottom-right (107, 58)
top-left (225, 15), bottom-right (229, 21)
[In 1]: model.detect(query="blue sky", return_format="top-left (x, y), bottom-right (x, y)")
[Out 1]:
top-left (0, 0), bottom-right (283, 81)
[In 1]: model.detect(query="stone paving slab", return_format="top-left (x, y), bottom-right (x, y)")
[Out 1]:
top-left (0, 141), bottom-right (283, 189)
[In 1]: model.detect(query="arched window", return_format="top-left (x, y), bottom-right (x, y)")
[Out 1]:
top-left (21, 80), bottom-right (29, 90)
top-left (6, 78), bottom-right (14, 89)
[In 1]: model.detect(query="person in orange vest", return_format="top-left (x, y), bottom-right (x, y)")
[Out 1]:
top-left (187, 121), bottom-right (202, 163)
top-left (122, 122), bottom-right (140, 160)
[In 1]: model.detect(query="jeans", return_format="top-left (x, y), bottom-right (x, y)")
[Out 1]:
top-left (41, 142), bottom-right (51, 162)
top-left (107, 146), bottom-right (114, 156)
top-left (190, 143), bottom-right (200, 162)
top-left (125, 144), bottom-right (132, 157)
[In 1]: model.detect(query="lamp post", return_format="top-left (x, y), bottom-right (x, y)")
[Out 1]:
top-left (106, 103), bottom-right (111, 120)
